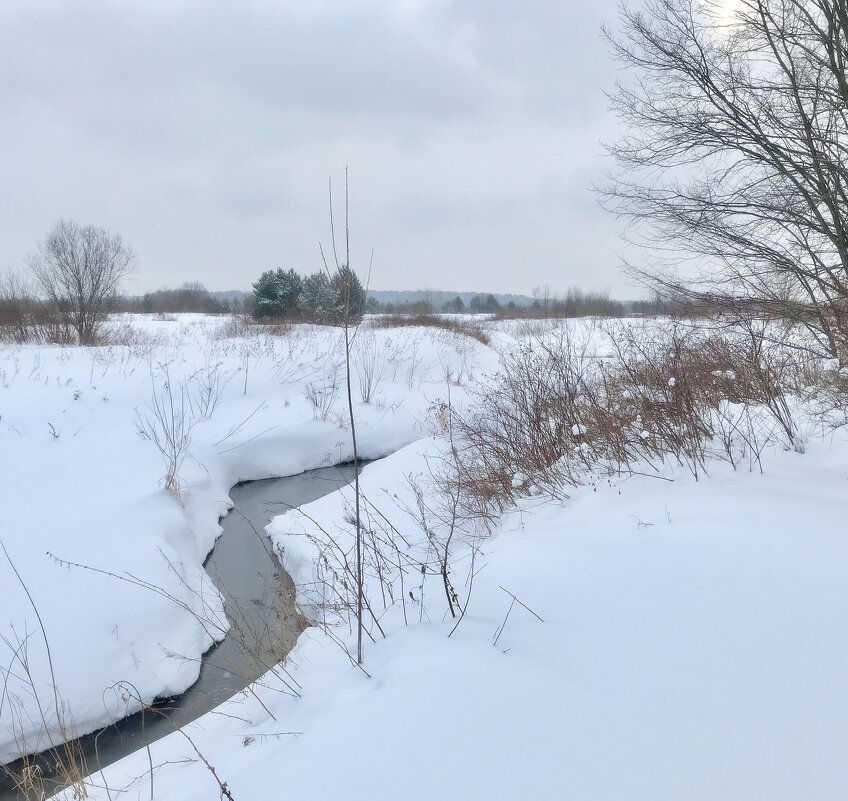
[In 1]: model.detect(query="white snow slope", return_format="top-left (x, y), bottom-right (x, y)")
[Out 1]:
top-left (1, 314), bottom-right (492, 764)
top-left (74, 431), bottom-right (848, 801)
top-left (3, 314), bottom-right (847, 800)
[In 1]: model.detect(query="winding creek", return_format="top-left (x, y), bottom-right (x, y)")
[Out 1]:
top-left (1, 462), bottom-right (359, 801)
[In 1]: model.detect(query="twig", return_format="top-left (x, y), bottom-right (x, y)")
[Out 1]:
top-left (498, 586), bottom-right (544, 622)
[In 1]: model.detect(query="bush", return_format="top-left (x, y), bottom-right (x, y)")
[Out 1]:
top-left (0, 271), bottom-right (74, 344)
top-left (370, 313), bottom-right (490, 346)
top-left (453, 319), bottom-right (805, 513)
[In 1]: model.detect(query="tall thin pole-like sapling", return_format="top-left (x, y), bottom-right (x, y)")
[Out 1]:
top-left (319, 168), bottom-right (372, 665)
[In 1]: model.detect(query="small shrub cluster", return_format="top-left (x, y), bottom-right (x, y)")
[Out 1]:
top-left (216, 313), bottom-right (291, 340)
top-left (455, 319), bottom-right (811, 512)
top-left (0, 272), bottom-right (75, 344)
top-left (136, 363), bottom-right (234, 502)
top-left (283, 447), bottom-right (489, 646)
top-left (370, 313), bottom-right (491, 346)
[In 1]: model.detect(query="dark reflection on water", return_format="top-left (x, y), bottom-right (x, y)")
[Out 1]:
top-left (1, 462), bottom-right (358, 801)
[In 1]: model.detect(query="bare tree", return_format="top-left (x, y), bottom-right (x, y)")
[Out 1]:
top-left (602, 0), bottom-right (848, 360)
top-left (29, 219), bottom-right (134, 344)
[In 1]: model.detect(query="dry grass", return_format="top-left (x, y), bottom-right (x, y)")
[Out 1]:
top-left (453, 319), bottom-right (810, 513)
top-left (135, 367), bottom-right (194, 504)
top-left (2, 732), bottom-right (89, 801)
top-left (1, 543), bottom-right (90, 800)
top-left (369, 313), bottom-right (491, 346)
top-left (0, 300), bottom-right (75, 345)
top-left (217, 314), bottom-right (292, 339)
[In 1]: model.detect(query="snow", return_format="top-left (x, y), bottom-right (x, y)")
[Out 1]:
top-left (66, 430), bottom-right (848, 801)
top-left (0, 314), bottom-right (494, 763)
top-left (4, 313), bottom-right (848, 799)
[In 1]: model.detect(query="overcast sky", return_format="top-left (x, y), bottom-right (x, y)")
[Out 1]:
top-left (0, 0), bottom-right (630, 297)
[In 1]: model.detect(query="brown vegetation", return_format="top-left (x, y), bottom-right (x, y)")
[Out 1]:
top-left (369, 313), bottom-right (491, 346)
top-left (453, 319), bottom-right (813, 514)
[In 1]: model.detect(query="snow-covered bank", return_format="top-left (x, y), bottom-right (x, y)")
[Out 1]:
top-left (71, 430), bottom-right (848, 800)
top-left (6, 313), bottom-right (848, 800)
top-left (0, 315), bottom-right (493, 762)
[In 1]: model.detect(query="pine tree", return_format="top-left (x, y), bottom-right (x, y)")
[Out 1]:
top-left (298, 271), bottom-right (336, 322)
top-left (329, 265), bottom-right (366, 325)
top-left (251, 268), bottom-right (302, 319)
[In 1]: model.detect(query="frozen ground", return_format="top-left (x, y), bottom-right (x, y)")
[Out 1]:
top-left (3, 313), bottom-right (848, 800)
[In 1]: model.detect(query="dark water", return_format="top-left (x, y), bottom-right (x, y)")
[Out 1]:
top-left (0, 462), bottom-right (358, 801)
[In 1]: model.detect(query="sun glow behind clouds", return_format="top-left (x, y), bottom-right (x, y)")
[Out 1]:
top-left (709, 0), bottom-right (745, 27)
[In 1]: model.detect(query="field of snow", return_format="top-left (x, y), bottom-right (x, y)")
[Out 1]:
top-left (69, 428), bottom-right (848, 801)
top-left (3, 313), bottom-right (848, 800)
top-left (0, 314), bottom-right (495, 765)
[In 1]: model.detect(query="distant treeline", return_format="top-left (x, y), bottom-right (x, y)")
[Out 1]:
top-left (498, 289), bottom-right (624, 319)
top-left (368, 290), bottom-right (626, 318)
top-left (112, 280), bottom-right (715, 322)
top-left (111, 284), bottom-right (814, 323)
top-left (113, 282), bottom-right (631, 319)
top-left (368, 293), bottom-right (504, 314)
top-left (118, 283), bottom-right (243, 314)
top-left (366, 289), bottom-right (534, 309)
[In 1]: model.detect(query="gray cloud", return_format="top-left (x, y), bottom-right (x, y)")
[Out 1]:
top-left (0, 0), bottom-right (630, 295)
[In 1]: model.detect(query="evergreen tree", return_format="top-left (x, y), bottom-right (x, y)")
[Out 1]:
top-left (276, 268), bottom-right (303, 316)
top-left (252, 270), bottom-right (282, 318)
top-left (443, 295), bottom-right (465, 313)
top-left (469, 293), bottom-right (500, 313)
top-left (329, 265), bottom-right (367, 325)
top-left (298, 271), bottom-right (336, 322)
top-left (251, 268), bottom-right (302, 318)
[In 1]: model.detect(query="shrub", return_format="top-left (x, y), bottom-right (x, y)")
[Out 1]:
top-left (453, 318), bottom-right (805, 513)
top-left (370, 313), bottom-right (490, 346)
top-left (0, 271), bottom-right (74, 344)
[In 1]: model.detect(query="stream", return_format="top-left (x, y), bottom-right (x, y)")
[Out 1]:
top-left (0, 461), bottom-right (358, 801)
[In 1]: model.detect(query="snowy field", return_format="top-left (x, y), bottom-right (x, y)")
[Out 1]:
top-left (0, 314), bottom-right (494, 766)
top-left (79, 437), bottom-right (848, 801)
top-left (2, 313), bottom-right (847, 800)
